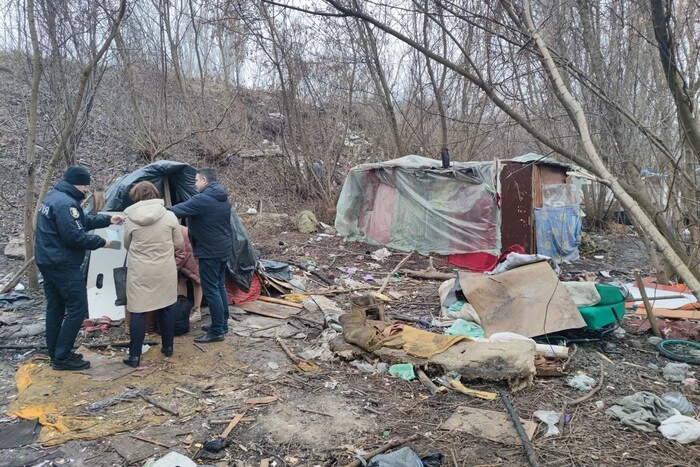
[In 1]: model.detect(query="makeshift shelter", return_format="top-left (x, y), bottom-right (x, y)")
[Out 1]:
top-left (86, 161), bottom-right (258, 320)
top-left (335, 154), bottom-right (584, 270)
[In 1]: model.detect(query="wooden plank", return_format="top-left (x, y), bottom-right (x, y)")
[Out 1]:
top-left (221, 413), bottom-right (245, 438)
top-left (634, 308), bottom-right (700, 320)
top-left (239, 301), bottom-right (298, 319)
top-left (257, 296), bottom-right (303, 309)
top-left (238, 303), bottom-right (289, 319)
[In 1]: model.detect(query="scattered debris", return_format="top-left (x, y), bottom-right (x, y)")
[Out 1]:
top-left (567, 373), bottom-right (596, 391)
top-left (388, 363), bottom-right (415, 381)
top-left (370, 247), bottom-right (392, 262)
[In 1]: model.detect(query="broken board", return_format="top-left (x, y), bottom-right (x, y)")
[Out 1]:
top-left (439, 406), bottom-right (537, 446)
top-left (459, 262), bottom-right (585, 337)
top-left (239, 300), bottom-right (301, 319)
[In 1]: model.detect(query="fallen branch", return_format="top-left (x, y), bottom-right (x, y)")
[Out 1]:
top-left (130, 434), bottom-right (172, 449)
top-left (559, 364), bottom-right (605, 433)
top-left (0, 256), bottom-right (35, 294)
top-left (416, 369), bottom-right (440, 395)
top-left (378, 251), bottom-right (414, 295)
top-left (499, 390), bottom-right (539, 467)
top-left (342, 434), bottom-right (421, 467)
top-left (297, 406), bottom-right (333, 417)
top-left (633, 270), bottom-right (661, 337)
top-left (401, 268), bottom-right (455, 281)
top-left (193, 343), bottom-right (207, 353)
top-left (287, 261), bottom-right (333, 285)
top-left (140, 394), bottom-right (179, 416)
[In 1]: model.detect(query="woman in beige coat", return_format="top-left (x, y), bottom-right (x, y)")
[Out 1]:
top-left (123, 181), bottom-right (183, 367)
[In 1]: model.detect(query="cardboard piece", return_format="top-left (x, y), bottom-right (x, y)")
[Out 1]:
top-left (460, 262), bottom-right (585, 337)
top-left (76, 346), bottom-right (138, 381)
top-left (440, 406), bottom-right (537, 445)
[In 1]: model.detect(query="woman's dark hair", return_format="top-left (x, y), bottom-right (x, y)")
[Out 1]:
top-left (129, 181), bottom-right (160, 202)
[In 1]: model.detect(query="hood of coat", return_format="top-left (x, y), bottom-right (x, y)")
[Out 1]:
top-left (201, 182), bottom-right (228, 202)
top-left (125, 199), bottom-right (167, 226)
top-left (55, 180), bottom-right (86, 201)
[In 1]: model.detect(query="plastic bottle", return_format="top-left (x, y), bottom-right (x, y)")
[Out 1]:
top-left (662, 392), bottom-right (695, 416)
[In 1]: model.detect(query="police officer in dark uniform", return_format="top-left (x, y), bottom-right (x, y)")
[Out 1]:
top-left (35, 167), bottom-right (124, 371)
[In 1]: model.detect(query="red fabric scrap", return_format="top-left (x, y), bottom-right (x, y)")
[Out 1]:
top-left (225, 275), bottom-right (262, 305)
top-left (448, 244), bottom-right (526, 272)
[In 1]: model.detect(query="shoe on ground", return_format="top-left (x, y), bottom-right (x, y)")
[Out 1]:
top-left (51, 356), bottom-right (91, 371)
top-left (202, 324), bottom-right (228, 334)
top-left (194, 333), bottom-right (225, 343)
top-left (49, 351), bottom-right (83, 363)
top-left (123, 355), bottom-right (140, 368)
top-left (189, 307), bottom-right (202, 323)
top-left (161, 346), bottom-right (173, 357)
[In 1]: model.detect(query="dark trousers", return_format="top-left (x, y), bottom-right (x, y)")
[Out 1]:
top-left (129, 304), bottom-right (175, 358)
top-left (199, 258), bottom-right (229, 336)
top-left (39, 266), bottom-right (88, 360)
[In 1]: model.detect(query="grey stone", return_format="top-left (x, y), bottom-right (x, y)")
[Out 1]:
top-left (4, 237), bottom-right (25, 259)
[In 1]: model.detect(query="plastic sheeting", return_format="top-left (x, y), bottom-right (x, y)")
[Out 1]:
top-left (100, 161), bottom-right (258, 291)
top-left (335, 155), bottom-right (498, 255)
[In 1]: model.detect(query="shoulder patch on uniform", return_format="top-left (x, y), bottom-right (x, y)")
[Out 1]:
top-left (69, 207), bottom-right (80, 219)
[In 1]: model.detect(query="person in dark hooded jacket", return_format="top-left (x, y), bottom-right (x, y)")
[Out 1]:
top-left (170, 168), bottom-right (232, 343)
top-left (35, 166), bottom-right (123, 371)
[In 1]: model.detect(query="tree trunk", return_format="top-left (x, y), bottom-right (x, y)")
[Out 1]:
top-left (33, 0), bottom-right (127, 221)
top-left (24, 0), bottom-right (42, 291)
top-left (520, 0), bottom-right (700, 298)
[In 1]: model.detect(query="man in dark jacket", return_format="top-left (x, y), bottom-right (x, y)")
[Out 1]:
top-left (35, 166), bottom-right (123, 371)
top-left (170, 168), bottom-right (232, 343)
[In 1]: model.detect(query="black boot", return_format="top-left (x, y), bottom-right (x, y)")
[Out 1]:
top-left (51, 357), bottom-right (90, 371)
top-left (194, 333), bottom-right (225, 343)
top-left (161, 346), bottom-right (173, 357)
top-left (123, 355), bottom-right (140, 368)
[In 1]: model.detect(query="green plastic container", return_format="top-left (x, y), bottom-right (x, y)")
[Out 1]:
top-left (577, 284), bottom-right (625, 330)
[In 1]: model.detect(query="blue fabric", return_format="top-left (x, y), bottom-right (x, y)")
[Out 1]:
top-left (199, 258), bottom-right (229, 335)
top-left (35, 181), bottom-right (110, 267)
top-left (170, 182), bottom-right (233, 259)
top-left (534, 205), bottom-right (581, 262)
top-left (40, 266), bottom-right (89, 360)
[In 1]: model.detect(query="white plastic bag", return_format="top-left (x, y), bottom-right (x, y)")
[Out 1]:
top-left (657, 414), bottom-right (700, 444)
top-left (567, 374), bottom-right (596, 391)
top-left (534, 410), bottom-right (560, 437)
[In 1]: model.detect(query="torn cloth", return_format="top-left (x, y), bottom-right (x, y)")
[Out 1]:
top-left (562, 281), bottom-right (601, 307)
top-left (340, 311), bottom-right (469, 359)
top-left (605, 391), bottom-right (677, 432)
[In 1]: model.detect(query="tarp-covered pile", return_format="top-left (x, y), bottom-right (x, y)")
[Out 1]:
top-left (100, 161), bottom-right (258, 291)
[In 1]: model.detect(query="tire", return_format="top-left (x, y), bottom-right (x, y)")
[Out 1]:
top-left (656, 339), bottom-right (700, 365)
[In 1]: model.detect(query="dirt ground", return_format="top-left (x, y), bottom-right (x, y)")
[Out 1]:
top-left (1, 228), bottom-right (699, 467)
